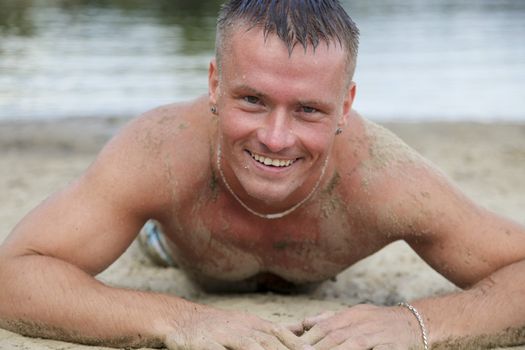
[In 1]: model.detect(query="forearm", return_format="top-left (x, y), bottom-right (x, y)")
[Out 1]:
top-left (412, 259), bottom-right (525, 349)
top-left (0, 254), bottom-right (193, 348)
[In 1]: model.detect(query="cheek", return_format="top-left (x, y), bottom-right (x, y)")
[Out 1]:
top-left (219, 110), bottom-right (256, 142)
top-left (293, 123), bottom-right (336, 153)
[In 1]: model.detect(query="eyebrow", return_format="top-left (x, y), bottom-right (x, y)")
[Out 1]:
top-left (298, 99), bottom-right (333, 109)
top-left (234, 84), bottom-right (267, 98)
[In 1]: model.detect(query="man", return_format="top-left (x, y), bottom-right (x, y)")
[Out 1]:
top-left (1, 0), bottom-right (524, 349)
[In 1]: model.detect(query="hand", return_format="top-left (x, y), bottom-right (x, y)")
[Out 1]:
top-left (165, 305), bottom-right (313, 350)
top-left (289, 304), bottom-right (422, 350)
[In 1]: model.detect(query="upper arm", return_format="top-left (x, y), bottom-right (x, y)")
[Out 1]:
top-left (0, 113), bottom-right (174, 275)
top-left (380, 162), bottom-right (525, 288)
top-left (356, 120), bottom-right (525, 288)
top-left (407, 172), bottom-right (525, 288)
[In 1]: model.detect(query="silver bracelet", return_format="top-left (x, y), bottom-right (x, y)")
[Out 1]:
top-left (398, 302), bottom-right (429, 350)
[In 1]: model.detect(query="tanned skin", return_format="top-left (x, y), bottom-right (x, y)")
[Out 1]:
top-left (1, 26), bottom-right (524, 350)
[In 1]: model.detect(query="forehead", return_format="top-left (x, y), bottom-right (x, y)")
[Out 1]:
top-left (221, 25), bottom-right (348, 101)
top-left (224, 24), bottom-right (347, 70)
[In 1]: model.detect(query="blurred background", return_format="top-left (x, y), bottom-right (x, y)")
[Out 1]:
top-left (0, 0), bottom-right (524, 122)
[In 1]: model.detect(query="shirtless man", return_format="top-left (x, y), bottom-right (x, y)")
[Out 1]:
top-left (1, 1), bottom-right (524, 349)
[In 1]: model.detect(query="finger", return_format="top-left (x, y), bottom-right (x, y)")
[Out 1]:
top-left (253, 330), bottom-right (295, 350)
top-left (300, 324), bottom-right (327, 346)
top-left (331, 343), bottom-right (390, 350)
top-left (329, 333), bottom-right (378, 350)
top-left (311, 328), bottom-right (352, 350)
top-left (285, 321), bottom-right (305, 336)
top-left (302, 311), bottom-right (336, 330)
top-left (269, 325), bottom-right (314, 350)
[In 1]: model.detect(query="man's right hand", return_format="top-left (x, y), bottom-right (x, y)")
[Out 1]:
top-left (165, 306), bottom-right (312, 350)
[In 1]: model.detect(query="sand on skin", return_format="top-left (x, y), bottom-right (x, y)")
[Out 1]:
top-left (0, 118), bottom-right (524, 349)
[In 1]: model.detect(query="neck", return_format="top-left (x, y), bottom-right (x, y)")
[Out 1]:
top-left (216, 141), bottom-right (330, 220)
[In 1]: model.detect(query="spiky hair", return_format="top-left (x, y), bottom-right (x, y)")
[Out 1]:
top-left (215, 0), bottom-right (359, 79)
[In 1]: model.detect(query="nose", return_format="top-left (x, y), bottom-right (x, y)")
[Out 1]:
top-left (256, 108), bottom-right (295, 153)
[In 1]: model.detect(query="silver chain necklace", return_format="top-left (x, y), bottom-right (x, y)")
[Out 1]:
top-left (216, 140), bottom-right (330, 219)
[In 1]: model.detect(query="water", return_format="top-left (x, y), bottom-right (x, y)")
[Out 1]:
top-left (0, 0), bottom-right (524, 122)
top-left (351, 0), bottom-right (525, 121)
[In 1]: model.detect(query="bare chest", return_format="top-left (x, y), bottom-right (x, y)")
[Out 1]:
top-left (161, 190), bottom-right (383, 285)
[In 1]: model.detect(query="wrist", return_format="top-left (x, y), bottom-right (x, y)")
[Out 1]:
top-left (398, 302), bottom-right (429, 350)
top-left (148, 294), bottom-right (194, 345)
top-left (153, 294), bottom-right (211, 347)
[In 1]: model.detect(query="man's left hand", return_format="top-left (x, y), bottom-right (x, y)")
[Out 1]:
top-left (289, 304), bottom-right (422, 350)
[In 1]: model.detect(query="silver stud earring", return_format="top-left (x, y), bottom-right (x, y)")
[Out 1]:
top-left (210, 105), bottom-right (217, 115)
top-left (335, 127), bottom-right (343, 135)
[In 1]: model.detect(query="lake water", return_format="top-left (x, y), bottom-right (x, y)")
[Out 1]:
top-left (0, 0), bottom-right (524, 122)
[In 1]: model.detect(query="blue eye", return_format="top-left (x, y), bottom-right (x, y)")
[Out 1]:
top-left (244, 96), bottom-right (260, 104)
top-left (302, 106), bottom-right (318, 113)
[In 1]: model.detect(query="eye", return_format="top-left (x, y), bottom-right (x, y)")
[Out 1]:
top-left (243, 96), bottom-right (260, 104)
top-left (301, 106), bottom-right (318, 113)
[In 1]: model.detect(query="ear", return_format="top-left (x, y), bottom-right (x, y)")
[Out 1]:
top-left (339, 82), bottom-right (357, 128)
top-left (208, 58), bottom-right (220, 107)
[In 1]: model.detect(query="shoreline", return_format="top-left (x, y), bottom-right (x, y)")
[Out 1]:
top-left (1, 116), bottom-right (524, 152)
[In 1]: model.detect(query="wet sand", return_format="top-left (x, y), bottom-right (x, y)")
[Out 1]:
top-left (0, 117), bottom-right (524, 349)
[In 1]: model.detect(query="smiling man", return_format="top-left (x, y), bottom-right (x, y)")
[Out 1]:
top-left (1, 1), bottom-right (525, 349)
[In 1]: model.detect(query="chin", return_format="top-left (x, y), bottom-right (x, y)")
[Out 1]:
top-left (242, 181), bottom-right (299, 206)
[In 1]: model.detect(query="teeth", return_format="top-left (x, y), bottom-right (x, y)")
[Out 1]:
top-left (249, 152), bottom-right (295, 167)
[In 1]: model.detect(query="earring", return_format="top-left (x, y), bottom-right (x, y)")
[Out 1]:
top-left (335, 127), bottom-right (343, 135)
top-left (210, 105), bottom-right (217, 115)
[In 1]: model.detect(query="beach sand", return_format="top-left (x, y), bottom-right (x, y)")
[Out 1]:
top-left (0, 118), bottom-right (524, 349)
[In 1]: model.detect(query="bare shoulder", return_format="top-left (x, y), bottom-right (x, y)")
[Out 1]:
top-left (338, 113), bottom-right (525, 286)
top-left (338, 111), bottom-right (459, 240)
top-left (340, 111), bottom-right (434, 192)
top-left (130, 97), bottom-right (213, 151)
top-left (116, 97), bottom-right (212, 162)
top-left (0, 96), bottom-right (215, 275)
top-left (96, 96), bottom-right (215, 212)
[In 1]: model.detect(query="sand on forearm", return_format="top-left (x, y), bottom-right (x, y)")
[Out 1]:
top-left (1, 118), bottom-right (524, 350)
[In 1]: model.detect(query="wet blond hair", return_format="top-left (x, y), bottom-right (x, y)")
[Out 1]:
top-left (215, 0), bottom-right (360, 83)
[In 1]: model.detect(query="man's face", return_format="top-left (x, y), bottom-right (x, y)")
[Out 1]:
top-left (209, 26), bottom-right (355, 210)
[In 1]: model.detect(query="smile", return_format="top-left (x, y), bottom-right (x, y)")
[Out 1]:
top-left (248, 151), bottom-right (297, 168)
